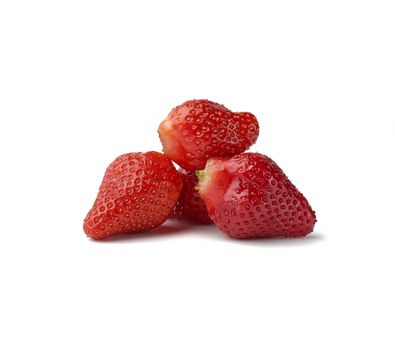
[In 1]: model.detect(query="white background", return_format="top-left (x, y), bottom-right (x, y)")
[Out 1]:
top-left (1, 1), bottom-right (394, 349)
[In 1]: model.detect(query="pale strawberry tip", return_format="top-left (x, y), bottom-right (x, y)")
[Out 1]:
top-left (158, 120), bottom-right (185, 166)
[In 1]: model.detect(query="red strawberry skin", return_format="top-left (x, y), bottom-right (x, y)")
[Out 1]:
top-left (83, 152), bottom-right (183, 240)
top-left (197, 153), bottom-right (316, 239)
top-left (171, 167), bottom-right (212, 224)
top-left (158, 99), bottom-right (259, 170)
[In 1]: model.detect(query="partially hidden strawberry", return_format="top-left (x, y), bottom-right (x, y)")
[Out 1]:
top-left (171, 167), bottom-right (212, 224)
top-left (197, 153), bottom-right (316, 239)
top-left (83, 152), bottom-right (183, 240)
top-left (158, 99), bottom-right (259, 170)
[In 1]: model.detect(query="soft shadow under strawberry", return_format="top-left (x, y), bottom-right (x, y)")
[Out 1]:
top-left (91, 221), bottom-right (197, 242)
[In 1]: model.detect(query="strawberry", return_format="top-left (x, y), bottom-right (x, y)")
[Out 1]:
top-left (171, 167), bottom-right (212, 224)
top-left (197, 153), bottom-right (316, 238)
top-left (158, 99), bottom-right (259, 170)
top-left (83, 152), bottom-right (183, 240)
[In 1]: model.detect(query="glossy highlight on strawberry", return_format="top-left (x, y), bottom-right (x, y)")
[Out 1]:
top-left (83, 152), bottom-right (183, 240)
top-left (158, 99), bottom-right (259, 170)
top-left (171, 167), bottom-right (212, 224)
top-left (197, 153), bottom-right (316, 239)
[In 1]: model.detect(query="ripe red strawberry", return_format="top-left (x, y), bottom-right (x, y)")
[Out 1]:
top-left (197, 153), bottom-right (316, 239)
top-left (158, 99), bottom-right (259, 170)
top-left (83, 152), bottom-right (183, 240)
top-left (171, 167), bottom-right (212, 224)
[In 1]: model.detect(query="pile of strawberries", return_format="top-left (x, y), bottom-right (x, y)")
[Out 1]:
top-left (83, 100), bottom-right (316, 240)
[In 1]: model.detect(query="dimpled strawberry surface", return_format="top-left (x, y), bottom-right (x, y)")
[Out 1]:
top-left (84, 151), bottom-right (183, 240)
top-left (158, 99), bottom-right (259, 170)
top-left (198, 153), bottom-right (316, 239)
top-left (171, 167), bottom-right (212, 224)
